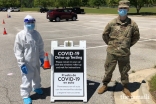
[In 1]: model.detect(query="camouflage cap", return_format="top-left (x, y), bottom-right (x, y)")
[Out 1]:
top-left (118, 0), bottom-right (130, 8)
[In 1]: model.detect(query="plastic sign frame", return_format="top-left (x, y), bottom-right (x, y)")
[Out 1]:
top-left (51, 41), bottom-right (87, 103)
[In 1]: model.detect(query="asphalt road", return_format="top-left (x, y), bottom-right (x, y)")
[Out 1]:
top-left (0, 12), bottom-right (156, 104)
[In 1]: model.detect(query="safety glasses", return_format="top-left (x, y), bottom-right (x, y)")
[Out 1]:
top-left (119, 7), bottom-right (127, 9)
top-left (24, 19), bottom-right (35, 23)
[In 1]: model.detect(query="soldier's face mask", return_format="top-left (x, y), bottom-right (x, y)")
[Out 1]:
top-left (118, 8), bottom-right (128, 16)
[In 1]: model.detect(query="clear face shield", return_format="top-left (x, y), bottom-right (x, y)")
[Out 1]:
top-left (24, 19), bottom-right (36, 31)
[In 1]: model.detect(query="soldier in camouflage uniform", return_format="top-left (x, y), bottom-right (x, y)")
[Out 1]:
top-left (98, 0), bottom-right (140, 97)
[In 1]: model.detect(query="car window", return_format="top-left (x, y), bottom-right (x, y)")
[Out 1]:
top-left (68, 9), bottom-right (72, 12)
top-left (64, 9), bottom-right (69, 13)
top-left (57, 9), bottom-right (63, 12)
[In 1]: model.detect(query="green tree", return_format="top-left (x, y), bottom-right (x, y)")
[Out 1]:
top-left (107, 0), bottom-right (120, 7)
top-left (21, 0), bottom-right (34, 7)
top-left (89, 0), bottom-right (105, 8)
top-left (130, 0), bottom-right (156, 14)
top-left (34, 0), bottom-right (40, 7)
top-left (54, 0), bottom-right (59, 8)
top-left (0, 0), bottom-right (8, 7)
top-left (21, 0), bottom-right (32, 7)
top-left (57, 0), bottom-right (68, 8)
top-left (0, 0), bottom-right (20, 7)
top-left (68, 0), bottom-right (81, 7)
top-left (81, 0), bottom-right (89, 6)
top-left (34, 0), bottom-right (54, 7)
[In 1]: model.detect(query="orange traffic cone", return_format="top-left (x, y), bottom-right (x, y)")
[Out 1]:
top-left (43, 52), bottom-right (51, 69)
top-left (3, 28), bottom-right (7, 35)
top-left (2, 19), bottom-right (5, 24)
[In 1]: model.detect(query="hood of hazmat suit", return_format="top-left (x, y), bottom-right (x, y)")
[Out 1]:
top-left (24, 15), bottom-right (36, 33)
top-left (14, 15), bottom-right (44, 67)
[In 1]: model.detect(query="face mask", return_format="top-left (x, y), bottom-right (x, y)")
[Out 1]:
top-left (118, 9), bottom-right (127, 16)
top-left (25, 24), bottom-right (35, 31)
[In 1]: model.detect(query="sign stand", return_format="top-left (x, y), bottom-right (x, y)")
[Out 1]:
top-left (51, 40), bottom-right (87, 103)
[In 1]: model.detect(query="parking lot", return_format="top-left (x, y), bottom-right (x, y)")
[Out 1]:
top-left (0, 12), bottom-right (156, 104)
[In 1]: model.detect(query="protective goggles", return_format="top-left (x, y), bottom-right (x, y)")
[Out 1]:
top-left (24, 19), bottom-right (36, 23)
top-left (119, 7), bottom-right (128, 9)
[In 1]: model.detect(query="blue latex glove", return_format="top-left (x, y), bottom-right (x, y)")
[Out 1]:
top-left (40, 58), bottom-right (44, 67)
top-left (21, 65), bottom-right (28, 74)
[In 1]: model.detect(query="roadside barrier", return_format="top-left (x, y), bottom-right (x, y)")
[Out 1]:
top-left (3, 28), bottom-right (7, 35)
top-left (43, 52), bottom-right (51, 69)
top-left (2, 19), bottom-right (5, 24)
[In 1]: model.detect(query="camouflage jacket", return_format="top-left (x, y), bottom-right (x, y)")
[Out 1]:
top-left (102, 17), bottom-right (140, 56)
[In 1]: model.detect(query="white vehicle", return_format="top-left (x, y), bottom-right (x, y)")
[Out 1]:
top-left (10, 7), bottom-right (20, 12)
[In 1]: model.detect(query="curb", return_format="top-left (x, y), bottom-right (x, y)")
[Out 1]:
top-left (139, 72), bottom-right (156, 104)
top-left (114, 68), bottom-right (156, 104)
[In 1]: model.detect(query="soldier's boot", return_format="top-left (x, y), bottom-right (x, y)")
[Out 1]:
top-left (97, 85), bottom-right (107, 94)
top-left (122, 87), bottom-right (131, 98)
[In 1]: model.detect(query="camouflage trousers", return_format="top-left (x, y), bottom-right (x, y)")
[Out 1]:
top-left (102, 52), bottom-right (131, 86)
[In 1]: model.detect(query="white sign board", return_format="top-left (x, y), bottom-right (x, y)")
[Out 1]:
top-left (51, 41), bottom-right (87, 103)
top-left (54, 73), bottom-right (83, 96)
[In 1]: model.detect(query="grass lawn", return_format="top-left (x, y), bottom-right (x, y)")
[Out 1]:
top-left (20, 8), bottom-right (40, 12)
top-left (20, 7), bottom-right (156, 15)
top-left (149, 74), bottom-right (156, 103)
top-left (82, 7), bottom-right (156, 15)
top-left (20, 7), bottom-right (55, 12)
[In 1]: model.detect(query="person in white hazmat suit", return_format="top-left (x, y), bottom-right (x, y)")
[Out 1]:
top-left (14, 15), bottom-right (45, 104)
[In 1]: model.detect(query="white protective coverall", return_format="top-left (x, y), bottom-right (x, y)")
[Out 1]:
top-left (14, 15), bottom-right (44, 98)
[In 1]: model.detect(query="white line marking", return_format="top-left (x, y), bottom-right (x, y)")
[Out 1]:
top-left (140, 38), bottom-right (156, 41)
top-left (139, 26), bottom-right (156, 30)
top-left (40, 26), bottom-right (103, 33)
top-left (65, 22), bottom-right (104, 30)
top-left (44, 31), bottom-right (156, 41)
top-left (40, 27), bottom-right (83, 33)
top-left (86, 38), bottom-right (156, 50)
top-left (141, 37), bottom-right (156, 41)
top-left (86, 45), bottom-right (107, 49)
top-left (14, 27), bottom-right (21, 32)
top-left (44, 34), bottom-right (99, 40)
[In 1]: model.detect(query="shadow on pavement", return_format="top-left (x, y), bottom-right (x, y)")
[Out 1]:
top-left (30, 80), bottom-right (100, 102)
top-left (30, 87), bottom-right (50, 100)
top-left (87, 80), bottom-right (100, 101)
top-left (107, 82), bottom-right (141, 92)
